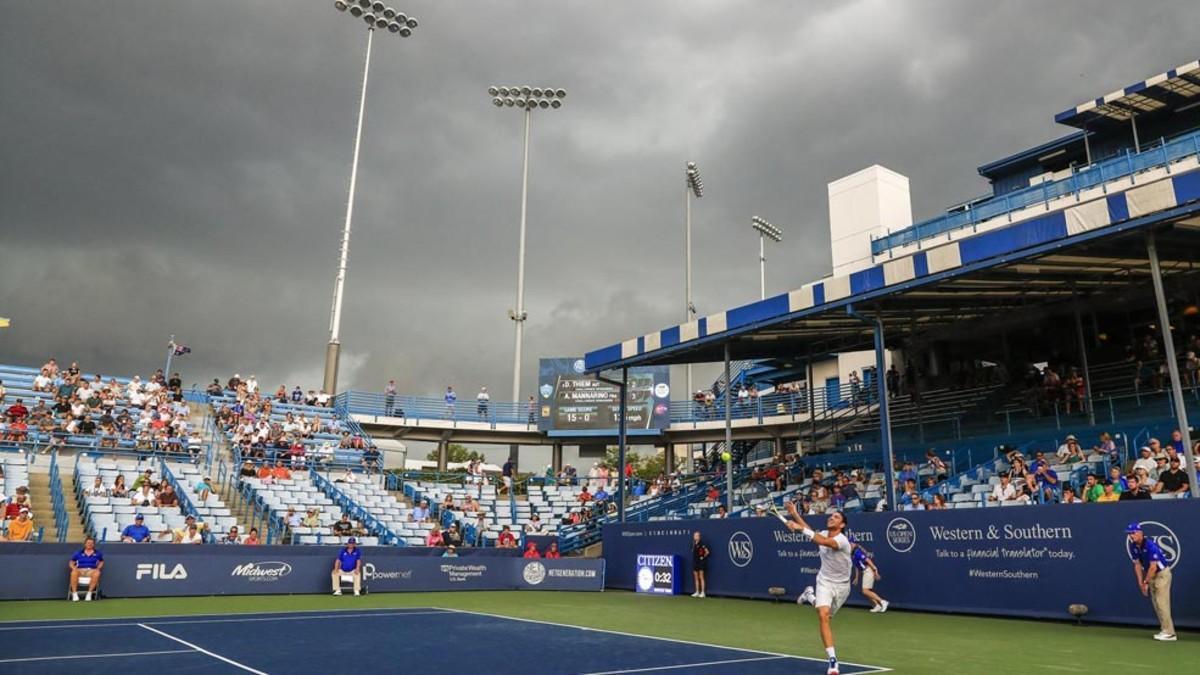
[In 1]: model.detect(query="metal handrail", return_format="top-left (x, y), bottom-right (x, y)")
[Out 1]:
top-left (872, 127), bottom-right (1200, 255)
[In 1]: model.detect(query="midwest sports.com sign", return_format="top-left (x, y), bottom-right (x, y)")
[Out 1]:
top-left (0, 545), bottom-right (604, 599)
top-left (605, 499), bottom-right (1198, 628)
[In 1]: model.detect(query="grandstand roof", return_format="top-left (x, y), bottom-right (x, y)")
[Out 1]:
top-left (1055, 59), bottom-right (1200, 129)
top-left (585, 169), bottom-right (1200, 373)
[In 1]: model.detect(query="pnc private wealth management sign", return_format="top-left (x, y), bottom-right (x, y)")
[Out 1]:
top-left (604, 499), bottom-right (1198, 628)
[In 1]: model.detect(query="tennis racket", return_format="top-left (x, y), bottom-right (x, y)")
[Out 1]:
top-left (768, 504), bottom-right (792, 526)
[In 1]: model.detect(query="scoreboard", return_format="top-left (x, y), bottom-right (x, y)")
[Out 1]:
top-left (537, 357), bottom-right (670, 432)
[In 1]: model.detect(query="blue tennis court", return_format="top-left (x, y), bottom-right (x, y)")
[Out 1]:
top-left (0, 607), bottom-right (890, 674)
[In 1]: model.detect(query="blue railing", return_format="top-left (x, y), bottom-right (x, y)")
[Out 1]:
top-left (310, 467), bottom-right (402, 546)
top-left (872, 127), bottom-right (1200, 255)
top-left (337, 379), bottom-right (875, 428)
top-left (48, 450), bottom-right (68, 543)
top-left (159, 459), bottom-right (211, 543)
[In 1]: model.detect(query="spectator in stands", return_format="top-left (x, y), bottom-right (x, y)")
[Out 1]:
top-left (497, 525), bottom-right (517, 548)
top-left (129, 481), bottom-right (156, 508)
top-left (467, 512), bottom-right (488, 547)
top-left (1121, 476), bottom-right (1152, 500)
top-left (1153, 458), bottom-right (1190, 495)
top-left (109, 475), bottom-right (128, 500)
top-left (179, 522), bottom-right (204, 544)
top-left (544, 541), bottom-right (561, 559)
top-left (331, 537), bottom-right (362, 596)
top-left (85, 476), bottom-right (109, 498)
top-left (442, 545), bottom-right (458, 557)
top-left (193, 475), bottom-right (213, 503)
top-left (270, 461), bottom-right (290, 481)
top-left (714, 504), bottom-right (728, 519)
top-left (67, 536), bottom-right (103, 601)
top-left (4, 508), bottom-right (34, 541)
top-left (443, 523), bottom-right (464, 547)
top-left (1080, 474), bottom-right (1101, 502)
top-left (929, 493), bottom-right (948, 510)
top-left (333, 513), bottom-right (354, 537)
top-left (155, 483), bottom-right (179, 510)
top-left (1108, 466), bottom-right (1129, 492)
top-left (1058, 486), bottom-right (1081, 504)
top-left (444, 386), bottom-right (457, 417)
top-left (500, 457), bottom-right (514, 496)
top-left (121, 514), bottom-right (152, 543)
top-left (425, 525), bottom-right (444, 547)
top-left (593, 485), bottom-right (610, 504)
top-left (239, 527), bottom-right (258, 545)
top-left (705, 484), bottom-right (720, 502)
top-left (1034, 462), bottom-right (1059, 502)
top-left (523, 542), bottom-right (541, 559)
top-left (475, 386), bottom-right (490, 419)
top-left (924, 450), bottom-right (948, 480)
top-left (1097, 482), bottom-right (1121, 503)
top-left (525, 514), bottom-right (545, 535)
top-left (411, 500), bottom-right (430, 523)
top-left (1169, 429), bottom-right (1185, 455)
top-left (578, 486), bottom-right (593, 505)
top-left (1134, 447), bottom-right (1157, 475)
top-left (886, 365), bottom-right (900, 399)
top-left (131, 469), bottom-right (154, 491)
top-left (159, 514), bottom-right (205, 542)
top-left (302, 508), bottom-right (321, 528)
top-left (990, 474), bottom-right (1016, 503)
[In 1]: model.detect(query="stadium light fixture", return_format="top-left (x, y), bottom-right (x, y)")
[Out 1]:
top-left (683, 161), bottom-right (704, 465)
top-left (486, 83), bottom-right (567, 430)
top-left (751, 216), bottom-right (784, 300)
top-left (323, 3), bottom-right (420, 396)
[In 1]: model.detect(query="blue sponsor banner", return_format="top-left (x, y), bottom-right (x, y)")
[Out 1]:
top-left (604, 500), bottom-right (1199, 628)
top-left (0, 544), bottom-right (604, 600)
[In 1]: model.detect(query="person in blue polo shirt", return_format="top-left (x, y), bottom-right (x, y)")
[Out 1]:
top-left (68, 536), bottom-right (104, 601)
top-left (1127, 522), bottom-right (1175, 641)
top-left (121, 514), bottom-right (151, 543)
top-left (331, 536), bottom-right (362, 596)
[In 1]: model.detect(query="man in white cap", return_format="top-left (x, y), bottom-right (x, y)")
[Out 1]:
top-left (1134, 447), bottom-right (1158, 475)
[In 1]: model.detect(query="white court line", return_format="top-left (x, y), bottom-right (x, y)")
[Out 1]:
top-left (583, 655), bottom-right (789, 674)
top-left (0, 610), bottom-right (451, 632)
top-left (0, 649), bottom-right (192, 664)
top-left (437, 607), bottom-right (892, 673)
top-left (0, 605), bottom-right (443, 625)
top-left (139, 624), bottom-right (267, 675)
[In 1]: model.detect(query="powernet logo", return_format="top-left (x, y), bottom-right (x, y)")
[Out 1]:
top-left (886, 518), bottom-right (917, 553)
top-left (135, 563), bottom-right (188, 580)
top-left (1138, 521), bottom-right (1182, 569)
top-left (728, 531), bottom-right (754, 567)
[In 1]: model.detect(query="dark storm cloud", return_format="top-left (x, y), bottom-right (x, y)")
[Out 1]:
top-left (1, 0), bottom-right (1194, 398)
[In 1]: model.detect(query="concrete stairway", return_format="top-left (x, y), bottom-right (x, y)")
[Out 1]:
top-left (27, 469), bottom-right (85, 544)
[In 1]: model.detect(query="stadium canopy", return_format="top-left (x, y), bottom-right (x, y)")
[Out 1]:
top-left (585, 161), bottom-right (1200, 516)
top-left (1055, 59), bottom-right (1200, 129)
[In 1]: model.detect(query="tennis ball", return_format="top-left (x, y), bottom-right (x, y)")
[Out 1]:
top-left (721, 451), bottom-right (732, 462)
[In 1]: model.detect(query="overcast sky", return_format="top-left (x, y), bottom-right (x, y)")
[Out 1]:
top-left (1, 1), bottom-right (1194, 404)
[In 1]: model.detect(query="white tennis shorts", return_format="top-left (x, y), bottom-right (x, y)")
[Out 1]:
top-left (862, 568), bottom-right (876, 591)
top-left (815, 579), bottom-right (851, 616)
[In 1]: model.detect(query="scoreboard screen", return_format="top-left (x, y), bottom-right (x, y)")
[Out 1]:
top-left (537, 357), bottom-right (670, 432)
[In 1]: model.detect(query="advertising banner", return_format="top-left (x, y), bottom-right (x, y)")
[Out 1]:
top-left (537, 357), bottom-right (670, 432)
top-left (604, 500), bottom-right (1199, 627)
top-left (0, 545), bottom-right (604, 600)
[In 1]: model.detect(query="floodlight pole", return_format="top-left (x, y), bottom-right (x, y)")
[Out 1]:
top-left (847, 304), bottom-right (897, 511)
top-left (324, 25), bottom-right (374, 395)
top-left (511, 107), bottom-right (532, 407)
top-left (164, 334), bottom-right (176, 380)
top-left (758, 233), bottom-right (767, 300)
top-left (684, 162), bottom-right (702, 471)
top-left (1146, 231), bottom-right (1199, 498)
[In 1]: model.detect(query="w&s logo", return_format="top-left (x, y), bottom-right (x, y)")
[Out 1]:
top-left (728, 531), bottom-right (754, 567)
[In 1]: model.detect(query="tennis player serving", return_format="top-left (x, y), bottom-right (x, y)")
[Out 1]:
top-left (781, 500), bottom-right (852, 675)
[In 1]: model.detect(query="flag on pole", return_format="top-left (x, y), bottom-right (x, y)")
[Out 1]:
top-left (169, 341), bottom-right (191, 356)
